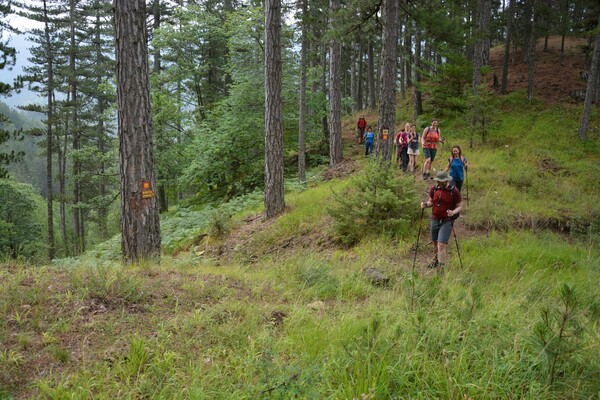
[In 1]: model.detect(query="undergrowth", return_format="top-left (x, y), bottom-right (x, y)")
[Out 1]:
top-left (2, 94), bottom-right (600, 399)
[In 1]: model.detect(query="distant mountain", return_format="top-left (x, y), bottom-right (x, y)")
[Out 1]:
top-left (0, 100), bottom-right (46, 195)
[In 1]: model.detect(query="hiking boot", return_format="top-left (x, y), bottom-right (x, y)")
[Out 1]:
top-left (427, 258), bottom-right (438, 269)
top-left (436, 263), bottom-right (446, 274)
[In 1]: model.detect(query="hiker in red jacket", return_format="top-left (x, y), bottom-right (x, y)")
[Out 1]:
top-left (356, 115), bottom-right (367, 143)
top-left (420, 171), bottom-right (462, 270)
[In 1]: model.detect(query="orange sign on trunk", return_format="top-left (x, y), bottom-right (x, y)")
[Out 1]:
top-left (142, 181), bottom-right (155, 199)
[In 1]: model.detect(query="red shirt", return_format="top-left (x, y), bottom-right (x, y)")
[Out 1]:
top-left (423, 127), bottom-right (440, 149)
top-left (429, 184), bottom-right (461, 220)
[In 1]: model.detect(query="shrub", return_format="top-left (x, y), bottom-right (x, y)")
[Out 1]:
top-left (327, 159), bottom-right (418, 246)
top-left (0, 179), bottom-right (43, 259)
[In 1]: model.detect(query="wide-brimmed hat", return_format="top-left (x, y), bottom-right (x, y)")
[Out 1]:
top-left (433, 171), bottom-right (452, 182)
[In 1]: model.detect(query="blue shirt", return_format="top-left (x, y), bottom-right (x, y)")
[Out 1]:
top-left (448, 156), bottom-right (467, 181)
top-left (365, 132), bottom-right (375, 143)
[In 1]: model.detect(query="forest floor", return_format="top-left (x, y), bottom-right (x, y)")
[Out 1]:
top-left (488, 35), bottom-right (588, 105)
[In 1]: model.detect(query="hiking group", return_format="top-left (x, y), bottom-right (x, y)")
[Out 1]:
top-left (356, 116), bottom-right (469, 271)
top-left (357, 117), bottom-right (468, 186)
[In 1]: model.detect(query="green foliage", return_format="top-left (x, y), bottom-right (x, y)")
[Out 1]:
top-left (420, 51), bottom-right (472, 116)
top-left (533, 284), bottom-right (584, 386)
top-left (69, 266), bottom-right (149, 305)
top-left (327, 160), bottom-right (418, 245)
top-left (0, 179), bottom-right (43, 259)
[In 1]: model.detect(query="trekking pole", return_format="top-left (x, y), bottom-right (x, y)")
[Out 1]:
top-left (412, 207), bottom-right (425, 272)
top-left (451, 220), bottom-right (463, 269)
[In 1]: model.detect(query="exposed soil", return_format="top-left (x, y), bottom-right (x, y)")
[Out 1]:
top-left (487, 36), bottom-right (589, 105)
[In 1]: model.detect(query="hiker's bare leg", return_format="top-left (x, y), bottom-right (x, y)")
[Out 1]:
top-left (437, 242), bottom-right (448, 264)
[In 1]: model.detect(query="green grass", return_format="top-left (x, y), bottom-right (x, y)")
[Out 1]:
top-left (2, 93), bottom-right (600, 399)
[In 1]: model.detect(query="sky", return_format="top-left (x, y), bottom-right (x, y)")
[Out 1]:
top-left (1, 13), bottom-right (41, 108)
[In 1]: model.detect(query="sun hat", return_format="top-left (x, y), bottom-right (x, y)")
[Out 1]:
top-left (433, 171), bottom-right (452, 182)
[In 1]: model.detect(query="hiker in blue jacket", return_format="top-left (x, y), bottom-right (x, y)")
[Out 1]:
top-left (444, 146), bottom-right (468, 191)
top-left (364, 126), bottom-right (375, 156)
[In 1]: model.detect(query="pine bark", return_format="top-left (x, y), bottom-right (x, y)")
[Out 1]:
top-left (114, 0), bottom-right (161, 263)
top-left (578, 26), bottom-right (600, 140)
top-left (43, 0), bottom-right (55, 260)
top-left (376, 0), bottom-right (398, 162)
top-left (527, 0), bottom-right (537, 103)
top-left (328, 0), bottom-right (342, 166)
top-left (70, 0), bottom-right (84, 254)
top-left (404, 24), bottom-right (412, 88)
top-left (357, 42), bottom-right (364, 110)
top-left (350, 41), bottom-right (358, 113)
top-left (501, 0), bottom-right (513, 94)
top-left (367, 39), bottom-right (376, 110)
top-left (298, 0), bottom-right (308, 183)
top-left (413, 24), bottom-right (423, 120)
top-left (264, 0), bottom-right (285, 218)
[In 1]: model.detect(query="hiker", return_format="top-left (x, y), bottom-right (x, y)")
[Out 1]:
top-left (407, 124), bottom-right (419, 173)
top-left (356, 115), bottom-right (367, 143)
top-left (394, 124), bottom-right (409, 171)
top-left (420, 171), bottom-right (462, 269)
top-left (444, 145), bottom-right (468, 191)
top-left (421, 118), bottom-right (444, 179)
top-left (364, 126), bottom-right (375, 156)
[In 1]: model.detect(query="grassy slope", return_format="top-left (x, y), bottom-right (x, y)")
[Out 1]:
top-left (2, 99), bottom-right (600, 398)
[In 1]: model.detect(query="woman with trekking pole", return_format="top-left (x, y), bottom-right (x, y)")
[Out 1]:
top-left (444, 145), bottom-right (468, 192)
top-left (420, 171), bottom-right (463, 270)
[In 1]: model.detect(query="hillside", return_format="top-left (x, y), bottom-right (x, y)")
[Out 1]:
top-left (488, 36), bottom-right (589, 105)
top-left (1, 38), bottom-right (600, 399)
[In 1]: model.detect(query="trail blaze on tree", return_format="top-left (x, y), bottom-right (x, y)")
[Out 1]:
top-left (114, 0), bottom-right (161, 263)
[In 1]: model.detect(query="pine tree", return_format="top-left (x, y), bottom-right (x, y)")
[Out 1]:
top-left (328, 0), bottom-right (342, 166)
top-left (264, 0), bottom-right (285, 218)
top-left (17, 0), bottom-right (64, 260)
top-left (114, 0), bottom-right (161, 263)
top-left (376, 0), bottom-right (398, 162)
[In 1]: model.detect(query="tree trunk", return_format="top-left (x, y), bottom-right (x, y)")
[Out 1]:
top-left (114, 0), bottom-right (161, 263)
top-left (404, 24), bottom-right (412, 88)
top-left (357, 41), bottom-right (364, 110)
top-left (264, 0), bottom-right (285, 218)
top-left (70, 0), bottom-right (84, 254)
top-left (58, 120), bottom-right (67, 256)
top-left (481, 0), bottom-right (491, 67)
top-left (399, 24), bottom-right (405, 99)
top-left (328, 0), bottom-right (342, 166)
top-left (527, 0), bottom-right (537, 103)
top-left (350, 41), bottom-right (358, 113)
top-left (321, 45), bottom-right (329, 144)
top-left (95, 10), bottom-right (109, 240)
top-left (376, 0), bottom-right (398, 162)
top-left (560, 0), bottom-right (569, 55)
top-left (413, 24), bottom-right (423, 120)
top-left (501, 0), bottom-right (513, 94)
top-left (43, 0), bottom-right (55, 260)
top-left (367, 39), bottom-right (376, 110)
top-left (473, 0), bottom-right (491, 91)
top-left (578, 27), bottom-right (600, 140)
top-left (298, 0), bottom-right (308, 183)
